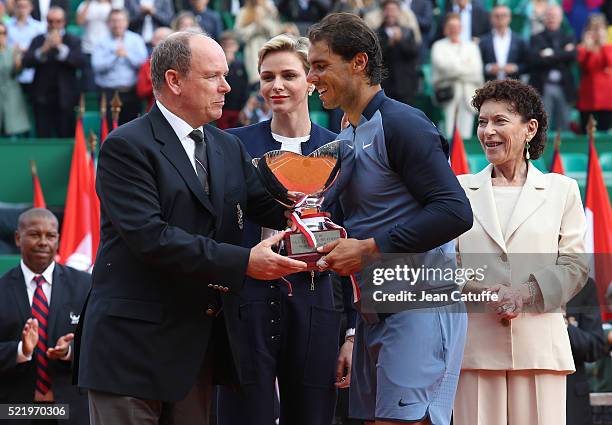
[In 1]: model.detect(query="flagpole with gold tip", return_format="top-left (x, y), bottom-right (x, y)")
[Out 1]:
top-left (111, 91), bottom-right (122, 130)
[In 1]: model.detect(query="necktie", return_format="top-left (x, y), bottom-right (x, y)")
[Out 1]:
top-left (31, 275), bottom-right (51, 395)
top-left (189, 129), bottom-right (210, 195)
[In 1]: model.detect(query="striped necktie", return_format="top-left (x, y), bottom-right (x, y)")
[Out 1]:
top-left (31, 274), bottom-right (51, 395)
top-left (189, 129), bottom-right (210, 195)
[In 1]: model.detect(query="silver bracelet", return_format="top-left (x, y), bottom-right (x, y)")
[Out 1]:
top-left (526, 279), bottom-right (537, 305)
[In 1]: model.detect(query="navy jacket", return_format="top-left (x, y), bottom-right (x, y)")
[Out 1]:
top-left (528, 29), bottom-right (577, 102)
top-left (75, 104), bottom-right (286, 401)
top-left (479, 31), bottom-right (529, 80)
top-left (22, 32), bottom-right (85, 110)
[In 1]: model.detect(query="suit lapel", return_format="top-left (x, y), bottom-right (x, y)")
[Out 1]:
top-left (149, 105), bottom-right (216, 215)
top-left (509, 34), bottom-right (518, 62)
top-left (504, 162), bottom-right (547, 241)
top-left (204, 126), bottom-right (224, 232)
top-left (466, 165), bottom-right (507, 252)
top-left (9, 267), bottom-right (31, 323)
top-left (47, 265), bottom-right (65, 344)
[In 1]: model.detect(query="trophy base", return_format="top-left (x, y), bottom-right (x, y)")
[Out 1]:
top-left (284, 229), bottom-right (343, 270)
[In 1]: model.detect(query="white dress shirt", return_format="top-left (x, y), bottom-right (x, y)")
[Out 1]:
top-left (492, 29), bottom-right (512, 78)
top-left (453, 2), bottom-right (472, 42)
top-left (156, 100), bottom-right (202, 174)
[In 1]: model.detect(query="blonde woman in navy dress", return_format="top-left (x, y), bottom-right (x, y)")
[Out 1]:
top-left (216, 33), bottom-right (356, 425)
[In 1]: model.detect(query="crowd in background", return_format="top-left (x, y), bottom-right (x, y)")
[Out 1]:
top-left (1, 0), bottom-right (612, 139)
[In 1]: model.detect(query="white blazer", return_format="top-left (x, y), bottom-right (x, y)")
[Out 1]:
top-left (456, 162), bottom-right (589, 372)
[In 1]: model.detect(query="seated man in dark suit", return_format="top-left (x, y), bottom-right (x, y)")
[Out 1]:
top-left (479, 5), bottom-right (528, 81)
top-left (0, 208), bottom-right (91, 425)
top-left (22, 6), bottom-right (84, 138)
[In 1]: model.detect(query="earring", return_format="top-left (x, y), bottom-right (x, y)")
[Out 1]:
top-left (307, 85), bottom-right (315, 96)
top-left (525, 140), bottom-right (531, 160)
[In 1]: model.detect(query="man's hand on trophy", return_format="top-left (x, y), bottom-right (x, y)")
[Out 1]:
top-left (316, 238), bottom-right (379, 275)
top-left (247, 231), bottom-right (307, 280)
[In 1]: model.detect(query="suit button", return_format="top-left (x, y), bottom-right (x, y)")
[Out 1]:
top-left (222, 287), bottom-right (229, 293)
top-left (270, 285), bottom-right (276, 289)
top-left (207, 284), bottom-right (213, 288)
top-left (500, 253), bottom-right (508, 262)
top-left (270, 301), bottom-right (276, 306)
top-left (205, 308), bottom-right (216, 317)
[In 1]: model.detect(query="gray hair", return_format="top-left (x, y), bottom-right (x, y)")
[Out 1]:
top-left (150, 30), bottom-right (205, 94)
top-left (47, 5), bottom-right (65, 18)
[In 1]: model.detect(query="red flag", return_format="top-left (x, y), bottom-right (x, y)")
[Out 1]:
top-left (550, 133), bottom-right (565, 174)
top-left (100, 115), bottom-right (109, 143)
top-left (450, 126), bottom-right (470, 175)
top-left (584, 136), bottom-right (612, 320)
top-left (58, 118), bottom-right (98, 272)
top-left (30, 160), bottom-right (46, 208)
top-left (112, 118), bottom-right (118, 130)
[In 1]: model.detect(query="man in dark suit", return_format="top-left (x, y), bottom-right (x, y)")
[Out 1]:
top-left (528, 4), bottom-right (577, 131)
top-left (22, 6), bottom-right (84, 138)
top-left (566, 278), bottom-right (607, 425)
top-left (75, 31), bottom-right (307, 425)
top-left (479, 5), bottom-right (528, 81)
top-left (434, 0), bottom-right (490, 44)
top-left (0, 208), bottom-right (90, 425)
top-left (125, 0), bottom-right (174, 44)
top-left (378, 0), bottom-right (421, 105)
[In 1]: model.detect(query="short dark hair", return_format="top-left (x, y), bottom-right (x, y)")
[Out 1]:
top-left (108, 8), bottom-right (129, 21)
top-left (17, 208), bottom-right (58, 230)
top-left (471, 79), bottom-right (548, 160)
top-left (308, 13), bottom-right (386, 85)
top-left (443, 12), bottom-right (461, 28)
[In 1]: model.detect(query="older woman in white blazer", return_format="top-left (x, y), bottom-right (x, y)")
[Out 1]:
top-left (431, 12), bottom-right (484, 139)
top-left (454, 79), bottom-right (589, 425)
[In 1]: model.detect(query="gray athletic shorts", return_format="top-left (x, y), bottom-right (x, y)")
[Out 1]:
top-left (349, 302), bottom-right (467, 424)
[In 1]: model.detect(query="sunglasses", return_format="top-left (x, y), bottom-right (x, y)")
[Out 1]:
top-left (47, 19), bottom-right (64, 23)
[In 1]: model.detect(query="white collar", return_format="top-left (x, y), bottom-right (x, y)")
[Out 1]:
top-left (156, 100), bottom-right (203, 142)
top-left (493, 29), bottom-right (511, 39)
top-left (20, 260), bottom-right (55, 286)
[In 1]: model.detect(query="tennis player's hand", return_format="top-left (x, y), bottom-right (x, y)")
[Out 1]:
top-left (316, 238), bottom-right (378, 275)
